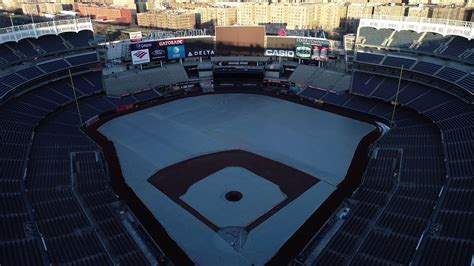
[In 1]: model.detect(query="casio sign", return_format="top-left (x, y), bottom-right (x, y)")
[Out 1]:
top-left (296, 46), bottom-right (311, 58)
top-left (265, 49), bottom-right (295, 57)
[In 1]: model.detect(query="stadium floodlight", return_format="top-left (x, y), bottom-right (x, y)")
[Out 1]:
top-left (390, 65), bottom-right (404, 128)
top-left (69, 69), bottom-right (84, 127)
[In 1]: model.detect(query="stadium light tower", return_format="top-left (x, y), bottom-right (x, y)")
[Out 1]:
top-left (69, 69), bottom-right (84, 127)
top-left (390, 65), bottom-right (404, 128)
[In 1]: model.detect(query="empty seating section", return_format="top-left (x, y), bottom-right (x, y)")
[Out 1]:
top-left (411, 61), bottom-right (442, 75)
top-left (29, 35), bottom-right (67, 54)
top-left (0, 73), bottom-right (26, 89)
top-left (441, 36), bottom-right (474, 58)
top-left (37, 59), bottom-right (70, 73)
top-left (355, 52), bottom-right (385, 64)
top-left (359, 28), bottom-right (474, 65)
top-left (0, 69), bottom-right (154, 264)
top-left (0, 30), bottom-right (95, 71)
top-left (65, 53), bottom-right (98, 66)
top-left (299, 87), bottom-right (326, 100)
top-left (435, 67), bottom-right (466, 82)
top-left (389, 31), bottom-right (421, 49)
top-left (16, 66), bottom-right (44, 80)
top-left (61, 31), bottom-right (94, 48)
top-left (416, 33), bottom-right (447, 53)
top-left (359, 27), bottom-right (393, 46)
top-left (371, 78), bottom-right (405, 100)
top-left (0, 44), bottom-right (20, 63)
top-left (0, 32), bottom-right (98, 100)
top-left (352, 72), bottom-right (384, 96)
top-left (456, 74), bottom-right (474, 93)
top-left (382, 56), bottom-right (416, 68)
top-left (343, 96), bottom-right (377, 113)
top-left (106, 95), bottom-right (137, 107)
top-left (70, 72), bottom-right (102, 94)
top-left (406, 89), bottom-right (453, 112)
top-left (133, 89), bottom-right (159, 102)
top-left (14, 41), bottom-right (40, 58)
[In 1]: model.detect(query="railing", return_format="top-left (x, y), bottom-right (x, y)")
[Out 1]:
top-left (359, 15), bottom-right (474, 40)
top-left (0, 18), bottom-right (93, 44)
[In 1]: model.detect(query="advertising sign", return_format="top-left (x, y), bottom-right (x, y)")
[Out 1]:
top-left (311, 46), bottom-right (320, 61)
top-left (184, 37), bottom-right (215, 58)
top-left (320, 47), bottom-right (329, 61)
top-left (264, 49), bottom-right (295, 58)
top-left (167, 45), bottom-right (185, 60)
top-left (295, 45), bottom-right (311, 59)
top-left (131, 49), bottom-right (150, 65)
top-left (129, 31), bottom-right (142, 42)
top-left (296, 38), bottom-right (330, 47)
top-left (186, 49), bottom-right (215, 57)
top-left (158, 39), bottom-right (184, 47)
top-left (295, 38), bottom-right (330, 61)
top-left (130, 41), bottom-right (166, 60)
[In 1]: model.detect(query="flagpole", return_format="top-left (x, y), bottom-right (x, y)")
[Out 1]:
top-left (390, 65), bottom-right (403, 128)
top-left (69, 69), bottom-right (83, 127)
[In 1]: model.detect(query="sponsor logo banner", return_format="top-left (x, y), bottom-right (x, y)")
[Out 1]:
top-left (264, 49), bottom-right (295, 58)
top-left (296, 38), bottom-right (330, 48)
top-left (320, 47), bottom-right (329, 61)
top-left (167, 45), bottom-right (185, 60)
top-left (131, 41), bottom-right (153, 50)
top-left (129, 31), bottom-right (142, 42)
top-left (311, 46), bottom-right (320, 61)
top-left (131, 49), bottom-right (150, 64)
top-left (159, 39), bottom-right (184, 47)
top-left (295, 45), bottom-right (311, 58)
top-left (186, 49), bottom-right (215, 57)
top-left (131, 41), bottom-right (166, 60)
top-left (150, 48), bottom-right (166, 60)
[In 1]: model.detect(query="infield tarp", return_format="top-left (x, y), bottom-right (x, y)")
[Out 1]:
top-left (99, 94), bottom-right (374, 265)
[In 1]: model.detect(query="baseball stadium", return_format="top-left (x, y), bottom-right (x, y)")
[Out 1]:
top-left (0, 16), bottom-right (472, 266)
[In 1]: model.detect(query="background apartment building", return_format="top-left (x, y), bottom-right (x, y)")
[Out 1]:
top-left (137, 11), bottom-right (196, 29)
top-left (196, 6), bottom-right (237, 26)
top-left (76, 3), bottom-right (134, 24)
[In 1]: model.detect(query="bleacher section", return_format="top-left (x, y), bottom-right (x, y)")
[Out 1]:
top-left (0, 70), bottom-right (159, 265)
top-left (354, 51), bottom-right (474, 96)
top-left (358, 27), bottom-right (474, 65)
top-left (0, 51), bottom-right (99, 100)
top-left (388, 30), bottom-right (422, 49)
top-left (0, 30), bottom-right (95, 68)
top-left (289, 66), bottom-right (352, 92)
top-left (358, 27), bottom-right (393, 46)
top-left (416, 33), bottom-right (448, 53)
top-left (299, 73), bottom-right (473, 265)
top-left (103, 64), bottom-right (190, 96)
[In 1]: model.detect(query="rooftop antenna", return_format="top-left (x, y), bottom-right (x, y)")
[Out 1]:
top-left (390, 65), bottom-right (403, 128)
